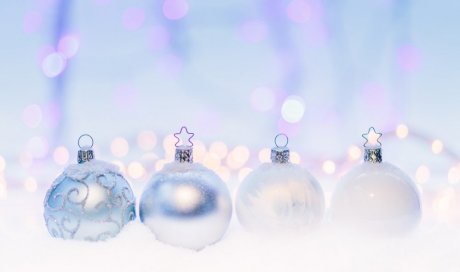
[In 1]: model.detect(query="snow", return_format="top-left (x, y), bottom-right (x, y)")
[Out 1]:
top-left (1, 190), bottom-right (458, 272)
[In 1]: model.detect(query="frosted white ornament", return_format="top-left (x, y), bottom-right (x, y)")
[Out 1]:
top-left (140, 127), bottom-right (232, 250)
top-left (236, 134), bottom-right (325, 232)
top-left (330, 127), bottom-right (422, 234)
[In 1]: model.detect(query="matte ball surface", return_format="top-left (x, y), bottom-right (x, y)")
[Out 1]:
top-left (44, 161), bottom-right (136, 241)
top-left (330, 162), bottom-right (421, 234)
top-left (140, 162), bottom-right (232, 250)
top-left (236, 163), bottom-right (325, 231)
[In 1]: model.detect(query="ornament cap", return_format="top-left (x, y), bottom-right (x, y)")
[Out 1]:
top-left (362, 127), bottom-right (383, 163)
top-left (364, 147), bottom-right (382, 163)
top-left (175, 145), bottom-right (193, 163)
top-left (271, 133), bottom-right (290, 163)
top-left (77, 134), bottom-right (95, 164)
top-left (174, 126), bottom-right (194, 163)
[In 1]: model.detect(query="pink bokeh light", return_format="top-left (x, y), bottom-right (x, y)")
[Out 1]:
top-left (240, 20), bottom-right (268, 43)
top-left (398, 45), bottom-right (421, 72)
top-left (58, 34), bottom-right (80, 58)
top-left (286, 0), bottom-right (312, 24)
top-left (23, 11), bottom-right (42, 33)
top-left (163, 0), bottom-right (189, 20)
top-left (146, 26), bottom-right (171, 51)
top-left (122, 7), bottom-right (146, 30)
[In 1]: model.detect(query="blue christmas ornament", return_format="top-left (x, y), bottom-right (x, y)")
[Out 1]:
top-left (140, 127), bottom-right (232, 250)
top-left (44, 134), bottom-right (136, 241)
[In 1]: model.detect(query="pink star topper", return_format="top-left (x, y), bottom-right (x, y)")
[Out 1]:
top-left (362, 127), bottom-right (382, 148)
top-left (174, 126), bottom-right (194, 147)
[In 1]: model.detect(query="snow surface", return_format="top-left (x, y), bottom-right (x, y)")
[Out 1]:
top-left (0, 190), bottom-right (459, 272)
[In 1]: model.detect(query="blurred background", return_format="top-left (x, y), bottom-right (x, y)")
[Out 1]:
top-left (1, 0), bottom-right (460, 227)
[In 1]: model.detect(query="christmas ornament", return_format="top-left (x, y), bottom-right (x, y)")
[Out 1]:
top-left (236, 134), bottom-right (325, 231)
top-left (330, 127), bottom-right (422, 234)
top-left (44, 134), bottom-right (136, 241)
top-left (139, 127), bottom-right (232, 250)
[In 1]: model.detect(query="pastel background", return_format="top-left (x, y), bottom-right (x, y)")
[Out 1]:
top-left (0, 0), bottom-right (459, 271)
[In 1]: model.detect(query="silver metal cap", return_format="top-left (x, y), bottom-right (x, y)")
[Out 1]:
top-left (77, 134), bottom-right (95, 164)
top-left (271, 133), bottom-right (290, 164)
top-left (362, 127), bottom-right (383, 164)
top-left (175, 145), bottom-right (193, 163)
top-left (364, 147), bottom-right (382, 163)
top-left (173, 126), bottom-right (195, 164)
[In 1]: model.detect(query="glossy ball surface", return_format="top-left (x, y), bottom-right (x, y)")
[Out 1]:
top-left (236, 163), bottom-right (325, 231)
top-left (330, 162), bottom-right (421, 234)
top-left (140, 162), bottom-right (232, 250)
top-left (44, 161), bottom-right (136, 241)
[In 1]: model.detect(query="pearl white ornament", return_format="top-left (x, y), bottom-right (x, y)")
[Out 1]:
top-left (329, 127), bottom-right (421, 234)
top-left (236, 134), bottom-right (325, 232)
top-left (139, 127), bottom-right (232, 250)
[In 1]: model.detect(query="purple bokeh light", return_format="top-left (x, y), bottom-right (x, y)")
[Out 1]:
top-left (163, 0), bottom-right (189, 20)
top-left (57, 34), bottom-right (80, 58)
top-left (398, 45), bottom-right (421, 72)
top-left (240, 20), bottom-right (268, 43)
top-left (122, 7), bottom-right (146, 30)
top-left (146, 26), bottom-right (171, 51)
top-left (23, 11), bottom-right (42, 33)
top-left (286, 0), bottom-right (312, 24)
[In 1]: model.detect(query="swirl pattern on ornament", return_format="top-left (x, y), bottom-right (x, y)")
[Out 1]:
top-left (44, 163), bottom-right (136, 241)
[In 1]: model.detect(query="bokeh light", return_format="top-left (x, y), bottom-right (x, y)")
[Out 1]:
top-left (258, 148), bottom-right (271, 163)
top-left (122, 7), bottom-right (145, 30)
top-left (216, 166), bottom-right (231, 182)
top-left (348, 145), bottom-right (361, 161)
top-left (322, 160), bottom-right (336, 175)
top-left (240, 20), bottom-right (268, 43)
top-left (57, 34), bottom-right (80, 58)
top-left (448, 166), bottom-right (460, 185)
top-left (111, 137), bottom-right (129, 158)
top-left (226, 145), bottom-right (250, 169)
top-left (431, 139), bottom-right (443, 154)
top-left (209, 141), bottom-right (228, 160)
top-left (286, 0), bottom-right (311, 24)
top-left (22, 104), bottom-right (42, 128)
top-left (202, 153), bottom-right (221, 170)
top-left (23, 11), bottom-right (42, 33)
top-left (281, 96), bottom-right (305, 123)
top-left (138, 130), bottom-right (157, 151)
top-left (53, 146), bottom-right (69, 166)
top-left (250, 87), bottom-right (275, 112)
top-left (24, 177), bottom-right (37, 193)
top-left (290, 151), bottom-right (301, 164)
top-left (396, 124), bottom-right (409, 139)
top-left (163, 0), bottom-right (189, 20)
top-left (41, 52), bottom-right (66, 78)
top-left (128, 161), bottom-right (145, 179)
top-left (146, 26), bottom-right (170, 51)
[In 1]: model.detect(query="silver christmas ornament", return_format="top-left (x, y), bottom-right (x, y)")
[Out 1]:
top-left (44, 134), bottom-right (136, 241)
top-left (140, 127), bottom-right (232, 250)
top-left (330, 127), bottom-right (422, 234)
top-left (236, 134), bottom-right (325, 232)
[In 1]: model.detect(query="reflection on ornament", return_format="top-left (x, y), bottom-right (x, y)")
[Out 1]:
top-left (43, 135), bottom-right (136, 241)
top-left (236, 133), bottom-right (325, 231)
top-left (140, 127), bottom-right (232, 250)
top-left (330, 127), bottom-right (421, 234)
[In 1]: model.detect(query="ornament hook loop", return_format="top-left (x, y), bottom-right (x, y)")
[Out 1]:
top-left (274, 133), bottom-right (289, 148)
top-left (174, 126), bottom-right (195, 147)
top-left (362, 127), bottom-right (382, 148)
top-left (78, 134), bottom-right (94, 149)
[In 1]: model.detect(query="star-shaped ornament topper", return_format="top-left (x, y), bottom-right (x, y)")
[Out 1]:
top-left (362, 127), bottom-right (382, 148)
top-left (174, 126), bottom-right (195, 147)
